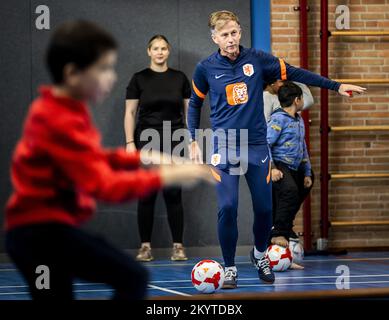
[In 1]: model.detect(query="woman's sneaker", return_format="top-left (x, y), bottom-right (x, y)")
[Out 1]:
top-left (222, 268), bottom-right (238, 289)
top-left (171, 244), bottom-right (188, 261)
top-left (136, 244), bottom-right (154, 262)
top-left (250, 249), bottom-right (275, 284)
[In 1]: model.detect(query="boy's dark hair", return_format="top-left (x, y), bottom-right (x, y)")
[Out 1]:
top-left (263, 78), bottom-right (278, 90)
top-left (277, 81), bottom-right (303, 108)
top-left (46, 20), bottom-right (118, 84)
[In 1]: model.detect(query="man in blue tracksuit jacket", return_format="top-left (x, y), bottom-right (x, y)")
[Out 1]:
top-left (187, 10), bottom-right (366, 288)
top-left (267, 82), bottom-right (314, 258)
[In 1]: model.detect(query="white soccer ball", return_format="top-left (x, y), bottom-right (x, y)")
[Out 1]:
top-left (265, 245), bottom-right (293, 272)
top-left (191, 260), bottom-right (225, 293)
top-left (289, 240), bottom-right (304, 264)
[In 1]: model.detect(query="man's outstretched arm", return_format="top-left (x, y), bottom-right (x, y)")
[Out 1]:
top-left (257, 50), bottom-right (366, 96)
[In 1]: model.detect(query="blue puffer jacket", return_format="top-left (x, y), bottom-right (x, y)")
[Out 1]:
top-left (267, 108), bottom-right (312, 176)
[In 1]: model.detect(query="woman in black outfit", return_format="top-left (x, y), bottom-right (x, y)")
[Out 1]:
top-left (125, 35), bottom-right (191, 261)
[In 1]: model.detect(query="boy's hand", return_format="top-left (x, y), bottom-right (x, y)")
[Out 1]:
top-left (338, 84), bottom-right (366, 97)
top-left (126, 142), bottom-right (137, 153)
top-left (160, 163), bottom-right (216, 188)
top-left (271, 169), bottom-right (283, 182)
top-left (188, 141), bottom-right (203, 164)
top-left (304, 176), bottom-right (312, 188)
top-left (290, 262), bottom-right (304, 270)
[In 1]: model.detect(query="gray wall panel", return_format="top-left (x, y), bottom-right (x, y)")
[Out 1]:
top-left (0, 1), bottom-right (32, 251)
top-left (1, 0), bottom-right (252, 252)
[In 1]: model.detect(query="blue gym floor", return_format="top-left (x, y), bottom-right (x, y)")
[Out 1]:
top-left (1, 251), bottom-right (389, 300)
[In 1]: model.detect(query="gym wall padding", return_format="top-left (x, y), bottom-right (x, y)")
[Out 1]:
top-left (0, 0), bottom-right (252, 251)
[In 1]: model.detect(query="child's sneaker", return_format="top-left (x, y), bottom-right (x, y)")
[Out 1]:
top-left (250, 248), bottom-right (275, 284)
top-left (289, 230), bottom-right (300, 242)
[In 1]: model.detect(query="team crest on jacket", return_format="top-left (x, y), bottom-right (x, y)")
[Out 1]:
top-left (243, 64), bottom-right (254, 77)
top-left (211, 153), bottom-right (221, 166)
top-left (226, 82), bottom-right (249, 105)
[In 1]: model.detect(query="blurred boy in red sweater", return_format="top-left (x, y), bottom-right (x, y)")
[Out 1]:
top-left (5, 20), bottom-right (213, 300)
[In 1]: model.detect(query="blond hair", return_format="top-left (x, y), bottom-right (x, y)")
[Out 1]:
top-left (208, 10), bottom-right (240, 33)
top-left (147, 34), bottom-right (170, 50)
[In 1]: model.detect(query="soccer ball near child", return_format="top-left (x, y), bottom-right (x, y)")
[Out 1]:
top-left (265, 245), bottom-right (293, 271)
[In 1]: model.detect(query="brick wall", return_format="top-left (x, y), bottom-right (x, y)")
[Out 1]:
top-left (270, 0), bottom-right (389, 249)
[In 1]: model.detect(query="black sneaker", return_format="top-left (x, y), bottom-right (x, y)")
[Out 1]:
top-left (222, 269), bottom-right (238, 289)
top-left (250, 249), bottom-right (275, 284)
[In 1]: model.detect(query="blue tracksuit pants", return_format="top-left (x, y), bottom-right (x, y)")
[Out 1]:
top-left (211, 143), bottom-right (272, 267)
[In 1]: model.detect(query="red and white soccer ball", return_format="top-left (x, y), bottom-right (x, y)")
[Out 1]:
top-left (289, 240), bottom-right (304, 264)
top-left (191, 260), bottom-right (225, 293)
top-left (265, 245), bottom-right (293, 272)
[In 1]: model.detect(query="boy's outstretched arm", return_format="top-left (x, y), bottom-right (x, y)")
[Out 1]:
top-left (31, 115), bottom-right (213, 203)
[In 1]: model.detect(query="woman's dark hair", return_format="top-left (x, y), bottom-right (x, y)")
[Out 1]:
top-left (46, 20), bottom-right (118, 84)
top-left (277, 81), bottom-right (303, 108)
top-left (147, 35), bottom-right (170, 49)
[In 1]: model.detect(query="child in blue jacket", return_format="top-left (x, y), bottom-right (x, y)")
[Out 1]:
top-left (267, 82), bottom-right (313, 254)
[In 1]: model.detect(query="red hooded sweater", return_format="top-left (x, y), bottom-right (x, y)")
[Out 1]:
top-left (5, 86), bottom-right (162, 231)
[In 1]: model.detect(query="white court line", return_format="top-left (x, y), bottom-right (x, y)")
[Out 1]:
top-left (161, 280), bottom-right (389, 290)
top-left (0, 288), bottom-right (114, 296)
top-left (1, 273), bottom-right (389, 289)
top-left (149, 273), bottom-right (389, 284)
top-left (0, 269), bottom-right (18, 272)
top-left (74, 289), bottom-right (113, 293)
top-left (0, 287), bottom-right (189, 298)
top-left (238, 280), bottom-right (389, 288)
top-left (1, 280), bottom-right (388, 297)
top-left (0, 282), bottom-right (105, 289)
top-left (1, 256), bottom-right (389, 271)
top-left (0, 291), bottom-right (28, 296)
top-left (148, 284), bottom-right (191, 297)
top-left (134, 257), bottom-right (389, 267)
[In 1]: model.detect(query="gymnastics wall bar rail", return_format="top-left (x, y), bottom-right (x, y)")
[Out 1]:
top-left (331, 220), bottom-right (389, 227)
top-left (320, 0), bottom-right (330, 246)
top-left (330, 125), bottom-right (389, 132)
top-left (330, 173), bottom-right (389, 179)
top-left (330, 31), bottom-right (389, 37)
top-left (298, 0), bottom-right (312, 252)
